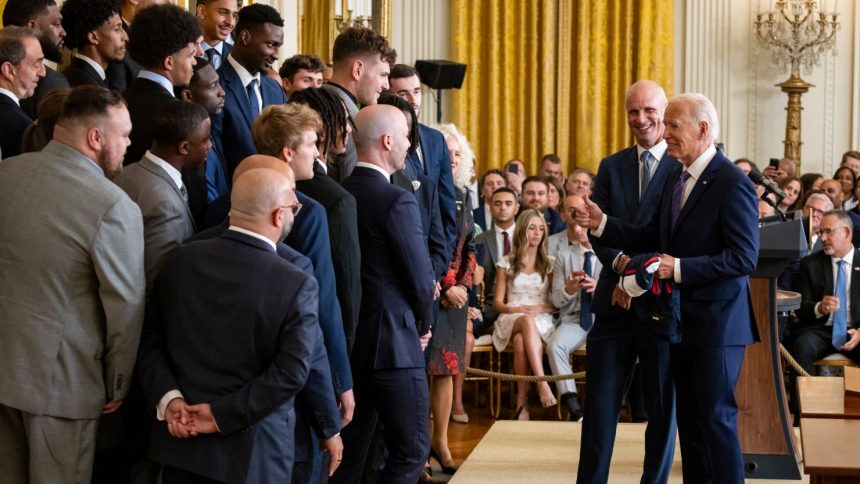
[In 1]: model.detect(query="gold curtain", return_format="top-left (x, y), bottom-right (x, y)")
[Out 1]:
top-left (450, 0), bottom-right (674, 175)
top-left (301, 0), bottom-right (335, 62)
top-left (0, 0), bottom-right (6, 28)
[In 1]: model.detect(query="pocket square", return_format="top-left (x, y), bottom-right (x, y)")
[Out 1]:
top-left (412, 180), bottom-right (421, 191)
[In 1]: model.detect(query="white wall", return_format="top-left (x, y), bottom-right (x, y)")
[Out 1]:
top-left (676, 0), bottom-right (860, 176)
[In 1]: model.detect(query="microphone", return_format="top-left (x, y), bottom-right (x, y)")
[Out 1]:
top-left (748, 170), bottom-right (785, 200)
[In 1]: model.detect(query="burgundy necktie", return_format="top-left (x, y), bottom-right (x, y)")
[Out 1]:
top-left (502, 231), bottom-right (511, 256)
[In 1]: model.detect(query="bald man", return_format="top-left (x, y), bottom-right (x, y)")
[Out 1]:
top-left (137, 166), bottom-right (336, 482)
top-left (330, 105), bottom-right (436, 484)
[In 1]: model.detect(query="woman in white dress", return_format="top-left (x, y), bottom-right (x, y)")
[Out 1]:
top-left (493, 209), bottom-right (558, 419)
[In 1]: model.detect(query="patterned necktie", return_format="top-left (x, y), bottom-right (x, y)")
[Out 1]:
top-left (179, 184), bottom-right (189, 203)
top-left (246, 79), bottom-right (259, 116)
top-left (502, 231), bottom-right (511, 256)
top-left (832, 259), bottom-right (849, 350)
top-left (206, 47), bottom-right (217, 65)
top-left (580, 251), bottom-right (593, 331)
top-left (671, 171), bottom-right (691, 227)
top-left (640, 151), bottom-right (654, 200)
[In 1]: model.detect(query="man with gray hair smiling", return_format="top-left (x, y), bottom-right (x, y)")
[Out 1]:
top-left (577, 93), bottom-right (760, 483)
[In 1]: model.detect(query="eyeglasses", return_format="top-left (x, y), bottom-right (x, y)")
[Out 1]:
top-left (281, 203), bottom-right (302, 217)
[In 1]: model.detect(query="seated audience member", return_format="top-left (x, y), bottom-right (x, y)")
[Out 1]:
top-left (503, 158), bottom-right (526, 196)
top-left (540, 153), bottom-right (563, 180)
top-left (547, 194), bottom-right (599, 421)
top-left (474, 168), bottom-right (507, 231)
top-left (565, 168), bottom-right (594, 197)
top-left (0, 27), bottom-right (45, 159)
top-left (136, 167), bottom-right (340, 483)
top-left (123, 4), bottom-right (201, 165)
top-left (759, 199), bottom-right (775, 219)
top-left (842, 150), bottom-right (860, 177)
top-left (2, 0), bottom-right (69, 119)
top-left (834, 166), bottom-right (857, 211)
top-left (800, 173), bottom-right (825, 197)
top-left (734, 157), bottom-right (759, 176)
top-left (821, 179), bottom-right (860, 246)
top-left (493, 209), bottom-right (559, 420)
top-left (762, 157), bottom-right (796, 184)
top-left (21, 88), bottom-right (70, 153)
top-left (777, 176), bottom-right (803, 213)
top-left (114, 100), bottom-right (209, 286)
top-left (547, 176), bottom-right (565, 213)
top-left (279, 54), bottom-right (325, 97)
top-left (853, 178), bottom-right (860, 216)
top-left (792, 210), bottom-right (860, 374)
top-left (197, 0), bottom-right (238, 70)
top-left (60, 0), bottom-right (126, 88)
top-left (521, 175), bottom-right (566, 234)
top-left (804, 191), bottom-right (835, 253)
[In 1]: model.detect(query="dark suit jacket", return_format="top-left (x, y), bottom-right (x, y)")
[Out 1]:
top-left (123, 77), bottom-right (176, 165)
top-left (296, 162), bottom-right (362, 353)
top-left (342, 166), bottom-right (436, 370)
top-left (137, 230), bottom-right (324, 483)
top-left (797, 248), bottom-right (860, 328)
top-left (599, 150), bottom-right (760, 346)
top-left (544, 207), bottom-right (566, 235)
top-left (22, 66), bottom-right (70, 119)
top-left (590, 145), bottom-right (681, 339)
top-left (412, 124), bottom-right (457, 255)
top-left (473, 199), bottom-right (489, 232)
top-left (320, 83), bottom-right (358, 183)
top-left (392, 169), bottom-right (449, 279)
top-left (474, 226), bottom-right (502, 327)
top-left (0, 94), bottom-right (31, 159)
top-left (106, 20), bottom-right (139, 92)
top-left (62, 56), bottom-right (108, 88)
top-left (212, 59), bottom-right (286, 179)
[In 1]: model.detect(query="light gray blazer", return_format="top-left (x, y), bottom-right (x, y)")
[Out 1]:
top-left (547, 231), bottom-right (571, 258)
top-left (115, 153), bottom-right (196, 287)
top-left (321, 83), bottom-right (358, 183)
top-left (0, 141), bottom-right (145, 419)
top-left (551, 243), bottom-right (603, 326)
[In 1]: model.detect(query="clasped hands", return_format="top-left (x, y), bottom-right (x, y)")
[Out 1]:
top-left (164, 398), bottom-right (219, 439)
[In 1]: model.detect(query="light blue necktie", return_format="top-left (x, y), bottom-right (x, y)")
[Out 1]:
top-left (832, 259), bottom-right (848, 350)
top-left (640, 151), bottom-right (654, 200)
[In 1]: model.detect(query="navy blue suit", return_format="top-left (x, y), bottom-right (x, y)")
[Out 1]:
top-left (578, 146), bottom-right (679, 484)
top-left (331, 166), bottom-right (435, 484)
top-left (137, 231), bottom-right (327, 483)
top-left (544, 207), bottom-right (566, 234)
top-left (0, 94), bottom-right (30, 159)
top-left (392, 169), bottom-right (449, 280)
top-left (597, 149), bottom-right (760, 484)
top-left (212, 59), bottom-right (286, 180)
top-left (411, 124), bottom-right (457, 258)
top-left (473, 200), bottom-right (488, 232)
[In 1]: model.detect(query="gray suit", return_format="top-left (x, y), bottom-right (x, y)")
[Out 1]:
top-left (547, 230), bottom-right (570, 258)
top-left (321, 83), bottom-right (358, 183)
top-left (115, 153), bottom-right (196, 287)
top-left (0, 141), bottom-right (145, 483)
top-left (474, 225), bottom-right (506, 328)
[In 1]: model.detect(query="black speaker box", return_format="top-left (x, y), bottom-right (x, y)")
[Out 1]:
top-left (414, 60), bottom-right (467, 90)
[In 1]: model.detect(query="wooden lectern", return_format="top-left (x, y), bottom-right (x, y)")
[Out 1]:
top-left (736, 216), bottom-right (807, 479)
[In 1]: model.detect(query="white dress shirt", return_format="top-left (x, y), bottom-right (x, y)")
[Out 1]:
top-left (0, 88), bottom-right (19, 106)
top-left (226, 54), bottom-right (261, 114)
top-left (201, 39), bottom-right (225, 69)
top-left (636, 139), bottom-right (668, 198)
top-left (356, 161), bottom-right (391, 181)
top-left (146, 151), bottom-right (184, 190)
top-left (74, 53), bottom-right (106, 81)
top-left (672, 144), bottom-right (717, 283)
top-left (814, 248), bottom-right (855, 326)
top-left (137, 70), bottom-right (176, 97)
top-left (494, 223), bottom-right (515, 260)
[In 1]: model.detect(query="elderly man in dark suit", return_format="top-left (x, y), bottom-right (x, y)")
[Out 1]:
top-left (137, 167), bottom-right (340, 483)
top-left (212, 3), bottom-right (287, 179)
top-left (578, 93), bottom-right (760, 484)
top-left (0, 86), bottom-right (145, 484)
top-left (60, 0), bottom-right (126, 88)
top-left (577, 80), bottom-right (679, 484)
top-left (0, 27), bottom-right (44, 159)
top-left (122, 5), bottom-right (201, 166)
top-left (1, 0), bottom-right (69, 120)
top-left (331, 105), bottom-right (436, 484)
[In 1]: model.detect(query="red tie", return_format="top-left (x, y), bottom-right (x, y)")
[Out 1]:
top-left (502, 231), bottom-right (511, 256)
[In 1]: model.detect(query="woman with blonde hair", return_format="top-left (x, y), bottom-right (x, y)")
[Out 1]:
top-left (493, 209), bottom-right (558, 420)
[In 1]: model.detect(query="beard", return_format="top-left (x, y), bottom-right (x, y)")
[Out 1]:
top-left (39, 37), bottom-right (62, 64)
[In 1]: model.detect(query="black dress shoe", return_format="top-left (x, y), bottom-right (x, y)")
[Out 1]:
top-left (562, 392), bottom-right (584, 422)
top-left (429, 448), bottom-right (460, 475)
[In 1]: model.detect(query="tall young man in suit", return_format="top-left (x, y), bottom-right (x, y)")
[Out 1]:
top-left (60, 0), bottom-right (126, 88)
top-left (2, 0), bottom-right (69, 120)
top-left (0, 27), bottom-right (44, 159)
top-left (107, 0), bottom-right (170, 91)
top-left (578, 93), bottom-right (760, 484)
top-left (0, 86), bottom-right (145, 484)
top-left (123, 4), bottom-right (201, 165)
top-left (576, 80), bottom-right (679, 484)
top-left (331, 105), bottom-right (436, 484)
top-left (323, 27), bottom-right (397, 182)
top-left (212, 3), bottom-right (287, 178)
top-left (793, 210), bottom-right (860, 372)
top-left (196, 0), bottom-right (238, 70)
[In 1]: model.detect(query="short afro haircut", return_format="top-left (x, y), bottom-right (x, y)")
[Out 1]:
top-left (2, 0), bottom-right (56, 28)
top-left (152, 100), bottom-right (211, 147)
top-left (60, 0), bottom-right (120, 51)
top-left (235, 4), bottom-right (284, 35)
top-left (128, 5), bottom-right (202, 69)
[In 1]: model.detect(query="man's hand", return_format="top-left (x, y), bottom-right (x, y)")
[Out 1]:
top-left (185, 403), bottom-right (219, 435)
top-left (102, 399), bottom-right (123, 414)
top-left (165, 397), bottom-right (193, 438)
top-left (580, 275), bottom-right (597, 294)
top-left (761, 165), bottom-right (786, 181)
top-left (467, 306), bottom-right (483, 321)
top-left (419, 330), bottom-right (432, 351)
top-left (819, 295), bottom-right (841, 315)
top-left (321, 433), bottom-right (344, 477)
top-left (574, 196), bottom-right (604, 230)
top-left (611, 286), bottom-right (632, 310)
top-left (656, 254), bottom-right (675, 279)
top-left (563, 273), bottom-right (583, 295)
top-left (842, 328), bottom-right (860, 351)
top-left (434, 281), bottom-right (441, 300)
top-left (445, 285), bottom-right (469, 308)
top-left (337, 390), bottom-right (355, 428)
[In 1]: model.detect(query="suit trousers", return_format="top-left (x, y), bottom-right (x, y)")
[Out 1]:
top-left (0, 403), bottom-right (97, 484)
top-left (545, 322), bottom-right (588, 396)
top-left (671, 344), bottom-right (745, 484)
top-left (330, 367), bottom-right (429, 484)
top-left (577, 325), bottom-right (676, 484)
top-left (791, 325), bottom-right (860, 374)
